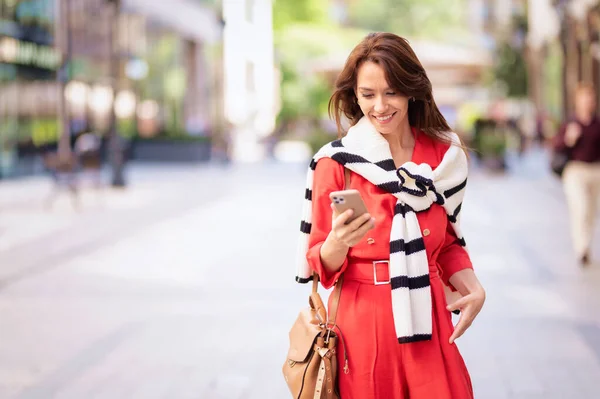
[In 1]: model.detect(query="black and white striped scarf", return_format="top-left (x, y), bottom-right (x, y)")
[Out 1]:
top-left (296, 116), bottom-right (468, 343)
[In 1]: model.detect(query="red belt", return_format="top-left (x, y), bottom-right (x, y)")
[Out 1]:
top-left (344, 260), bottom-right (391, 285)
top-left (343, 260), bottom-right (439, 285)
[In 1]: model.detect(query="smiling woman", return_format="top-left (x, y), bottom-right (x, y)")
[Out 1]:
top-left (289, 32), bottom-right (485, 399)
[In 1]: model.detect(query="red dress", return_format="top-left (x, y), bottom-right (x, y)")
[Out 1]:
top-left (307, 129), bottom-right (474, 399)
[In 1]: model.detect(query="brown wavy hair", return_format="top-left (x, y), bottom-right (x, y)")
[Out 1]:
top-left (328, 32), bottom-right (454, 145)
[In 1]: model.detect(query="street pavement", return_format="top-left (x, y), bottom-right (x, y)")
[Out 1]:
top-left (0, 149), bottom-right (599, 399)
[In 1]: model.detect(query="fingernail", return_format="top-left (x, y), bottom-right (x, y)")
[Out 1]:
top-left (371, 217), bottom-right (375, 222)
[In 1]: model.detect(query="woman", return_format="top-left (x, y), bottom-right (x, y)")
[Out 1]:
top-left (554, 83), bottom-right (600, 266)
top-left (296, 33), bottom-right (485, 398)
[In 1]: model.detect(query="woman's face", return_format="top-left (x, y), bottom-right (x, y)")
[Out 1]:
top-left (355, 61), bottom-right (410, 135)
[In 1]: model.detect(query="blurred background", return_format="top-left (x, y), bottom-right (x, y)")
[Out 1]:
top-left (1, 0), bottom-right (600, 398)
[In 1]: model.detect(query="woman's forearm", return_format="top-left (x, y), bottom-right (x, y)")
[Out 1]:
top-left (319, 233), bottom-right (350, 274)
top-left (448, 268), bottom-right (485, 297)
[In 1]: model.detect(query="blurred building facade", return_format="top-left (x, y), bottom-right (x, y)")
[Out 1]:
top-left (553, 0), bottom-right (600, 116)
top-left (222, 0), bottom-right (277, 163)
top-left (0, 0), bottom-right (60, 177)
top-left (0, 0), bottom-right (222, 179)
top-left (477, 0), bottom-right (600, 120)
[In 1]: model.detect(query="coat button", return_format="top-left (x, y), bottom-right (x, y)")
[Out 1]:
top-left (367, 237), bottom-right (375, 245)
top-left (423, 229), bottom-right (430, 236)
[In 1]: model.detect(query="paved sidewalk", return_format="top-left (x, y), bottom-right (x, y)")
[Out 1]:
top-left (0, 162), bottom-right (240, 284)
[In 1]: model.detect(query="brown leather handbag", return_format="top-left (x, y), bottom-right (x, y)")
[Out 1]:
top-left (282, 274), bottom-right (347, 399)
top-left (283, 168), bottom-right (351, 398)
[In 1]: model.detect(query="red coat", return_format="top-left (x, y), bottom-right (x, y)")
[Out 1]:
top-left (307, 128), bottom-right (474, 398)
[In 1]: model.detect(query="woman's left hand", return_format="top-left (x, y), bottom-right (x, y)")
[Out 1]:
top-left (446, 288), bottom-right (485, 344)
top-left (446, 268), bottom-right (486, 344)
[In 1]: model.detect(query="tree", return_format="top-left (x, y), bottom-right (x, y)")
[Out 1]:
top-left (493, 11), bottom-right (529, 98)
top-left (273, 0), bottom-right (365, 145)
top-left (494, 42), bottom-right (529, 97)
top-left (272, 0), bottom-right (329, 32)
top-left (345, 0), bottom-right (469, 42)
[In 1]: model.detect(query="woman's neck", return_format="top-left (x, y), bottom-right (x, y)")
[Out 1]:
top-left (384, 121), bottom-right (414, 153)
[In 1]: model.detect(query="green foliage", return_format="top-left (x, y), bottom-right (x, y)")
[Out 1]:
top-left (0, 118), bottom-right (19, 149)
top-left (479, 131), bottom-right (507, 157)
top-left (275, 23), bottom-right (368, 64)
top-left (307, 77), bottom-right (332, 119)
top-left (491, 10), bottom-right (529, 99)
top-left (306, 128), bottom-right (337, 154)
top-left (31, 119), bottom-right (60, 146)
top-left (278, 71), bottom-right (331, 124)
top-left (273, 0), bottom-right (330, 32)
top-left (473, 121), bottom-right (507, 158)
top-left (274, 22), bottom-right (369, 138)
top-left (164, 67), bottom-right (186, 101)
top-left (346, 0), bottom-right (469, 41)
top-left (543, 42), bottom-right (563, 118)
top-left (273, 0), bottom-right (369, 140)
top-left (494, 42), bottom-right (528, 97)
top-left (117, 119), bottom-right (137, 139)
top-left (143, 34), bottom-right (182, 101)
top-left (0, 118), bottom-right (60, 147)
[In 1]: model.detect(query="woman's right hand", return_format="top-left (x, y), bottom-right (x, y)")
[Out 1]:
top-left (329, 204), bottom-right (376, 247)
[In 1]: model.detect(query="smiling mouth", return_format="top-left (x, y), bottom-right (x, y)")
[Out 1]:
top-left (374, 112), bottom-right (396, 122)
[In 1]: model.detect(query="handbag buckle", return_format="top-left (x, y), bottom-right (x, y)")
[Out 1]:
top-left (373, 260), bottom-right (390, 285)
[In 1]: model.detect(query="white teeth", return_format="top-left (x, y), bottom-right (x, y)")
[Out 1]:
top-left (375, 114), bottom-right (393, 121)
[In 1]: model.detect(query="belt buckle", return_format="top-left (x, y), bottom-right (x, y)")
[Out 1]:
top-left (373, 260), bottom-right (390, 285)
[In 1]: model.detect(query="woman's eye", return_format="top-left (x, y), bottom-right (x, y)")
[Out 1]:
top-left (386, 92), bottom-right (396, 96)
top-left (361, 94), bottom-right (373, 99)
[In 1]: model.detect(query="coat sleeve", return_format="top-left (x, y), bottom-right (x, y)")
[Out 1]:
top-left (306, 158), bottom-right (348, 289)
top-left (437, 222), bottom-right (473, 289)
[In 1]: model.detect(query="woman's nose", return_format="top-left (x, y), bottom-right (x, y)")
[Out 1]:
top-left (374, 96), bottom-right (387, 113)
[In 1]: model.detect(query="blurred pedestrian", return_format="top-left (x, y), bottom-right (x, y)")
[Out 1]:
top-left (42, 150), bottom-right (79, 210)
top-left (553, 83), bottom-right (600, 266)
top-left (295, 33), bottom-right (485, 398)
top-left (74, 132), bottom-right (103, 189)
